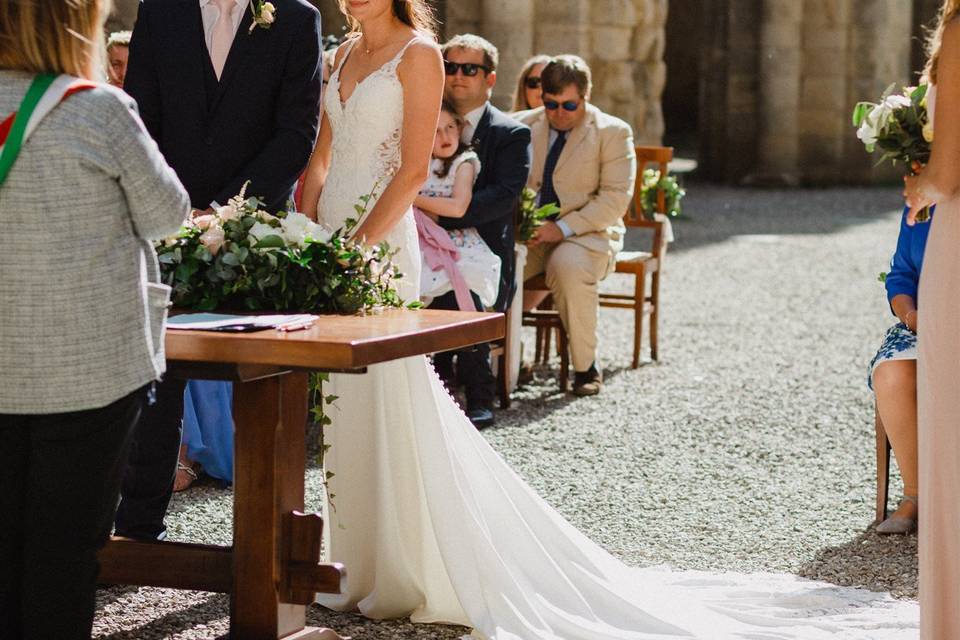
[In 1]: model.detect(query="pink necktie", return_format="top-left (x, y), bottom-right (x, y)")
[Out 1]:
top-left (210, 0), bottom-right (237, 80)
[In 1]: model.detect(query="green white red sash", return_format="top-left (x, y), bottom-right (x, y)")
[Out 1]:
top-left (0, 74), bottom-right (97, 187)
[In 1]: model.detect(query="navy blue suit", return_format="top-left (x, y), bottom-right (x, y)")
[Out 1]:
top-left (124, 0), bottom-right (322, 212)
top-left (430, 103), bottom-right (530, 410)
top-left (115, 0), bottom-right (321, 540)
top-left (437, 103), bottom-right (531, 312)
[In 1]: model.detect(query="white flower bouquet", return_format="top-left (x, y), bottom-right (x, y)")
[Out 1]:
top-left (853, 83), bottom-right (932, 221)
top-left (156, 185), bottom-right (405, 313)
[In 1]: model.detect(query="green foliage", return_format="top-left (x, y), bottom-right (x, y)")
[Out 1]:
top-left (155, 196), bottom-right (404, 316)
top-left (638, 169), bottom-right (685, 218)
top-left (517, 187), bottom-right (561, 242)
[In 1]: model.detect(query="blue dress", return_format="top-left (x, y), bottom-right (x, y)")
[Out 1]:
top-left (868, 205), bottom-right (933, 390)
top-left (182, 380), bottom-right (234, 483)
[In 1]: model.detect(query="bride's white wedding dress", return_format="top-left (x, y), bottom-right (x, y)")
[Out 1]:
top-left (314, 37), bottom-right (917, 639)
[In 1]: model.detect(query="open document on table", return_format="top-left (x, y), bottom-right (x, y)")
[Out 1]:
top-left (167, 313), bottom-right (319, 332)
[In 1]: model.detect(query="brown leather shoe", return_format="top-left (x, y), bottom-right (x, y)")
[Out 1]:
top-left (572, 365), bottom-right (602, 396)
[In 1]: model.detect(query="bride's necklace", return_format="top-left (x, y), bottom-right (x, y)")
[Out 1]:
top-left (360, 35), bottom-right (404, 56)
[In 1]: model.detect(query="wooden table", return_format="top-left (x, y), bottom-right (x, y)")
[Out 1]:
top-left (98, 309), bottom-right (504, 639)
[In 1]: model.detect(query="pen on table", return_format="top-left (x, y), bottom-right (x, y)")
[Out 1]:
top-left (276, 319), bottom-right (315, 332)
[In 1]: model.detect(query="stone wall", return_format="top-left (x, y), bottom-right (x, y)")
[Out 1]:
top-left (445, 0), bottom-right (667, 144)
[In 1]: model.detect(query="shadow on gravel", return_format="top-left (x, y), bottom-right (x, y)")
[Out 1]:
top-left (308, 605), bottom-right (468, 639)
top-left (95, 592), bottom-right (227, 639)
top-left (624, 183), bottom-right (904, 255)
top-left (798, 528), bottom-right (918, 599)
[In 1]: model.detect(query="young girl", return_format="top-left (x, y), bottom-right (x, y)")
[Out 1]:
top-left (414, 102), bottom-right (501, 310)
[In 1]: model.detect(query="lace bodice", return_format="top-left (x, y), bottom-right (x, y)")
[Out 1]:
top-left (318, 36), bottom-right (421, 298)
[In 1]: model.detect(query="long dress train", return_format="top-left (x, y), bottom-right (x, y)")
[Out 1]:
top-left (916, 85), bottom-right (960, 640)
top-left (314, 36), bottom-right (918, 640)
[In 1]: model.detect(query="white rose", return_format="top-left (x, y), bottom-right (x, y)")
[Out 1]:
top-left (281, 212), bottom-right (333, 246)
top-left (249, 221), bottom-right (280, 243)
top-left (856, 121), bottom-right (878, 146)
top-left (882, 94), bottom-right (911, 110)
top-left (260, 2), bottom-right (276, 23)
top-left (306, 222), bottom-right (332, 244)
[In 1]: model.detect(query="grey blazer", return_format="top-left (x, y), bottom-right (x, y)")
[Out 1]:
top-left (0, 71), bottom-right (190, 414)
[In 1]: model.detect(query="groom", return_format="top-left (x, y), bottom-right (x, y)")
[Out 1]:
top-left (114, 0), bottom-right (322, 540)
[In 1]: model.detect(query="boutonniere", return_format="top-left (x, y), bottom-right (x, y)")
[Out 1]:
top-left (248, 1), bottom-right (276, 34)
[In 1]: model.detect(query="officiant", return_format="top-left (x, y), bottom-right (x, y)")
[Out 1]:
top-left (114, 0), bottom-right (322, 541)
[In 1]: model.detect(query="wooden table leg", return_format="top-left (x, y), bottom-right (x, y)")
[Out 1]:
top-left (232, 371), bottom-right (341, 640)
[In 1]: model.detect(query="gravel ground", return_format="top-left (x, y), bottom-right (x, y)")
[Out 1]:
top-left (93, 184), bottom-right (917, 639)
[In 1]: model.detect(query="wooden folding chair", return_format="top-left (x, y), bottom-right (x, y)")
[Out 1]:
top-left (598, 145), bottom-right (673, 368)
top-left (876, 407), bottom-right (891, 524)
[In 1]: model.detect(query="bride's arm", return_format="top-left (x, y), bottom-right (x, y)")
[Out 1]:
top-left (353, 40), bottom-right (444, 244)
top-left (905, 20), bottom-right (960, 221)
top-left (301, 108), bottom-right (332, 220)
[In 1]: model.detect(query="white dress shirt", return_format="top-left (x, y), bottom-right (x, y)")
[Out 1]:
top-left (199, 0), bottom-right (249, 54)
top-left (461, 104), bottom-right (486, 144)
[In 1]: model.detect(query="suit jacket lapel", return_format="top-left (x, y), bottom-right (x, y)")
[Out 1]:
top-left (471, 103), bottom-right (492, 149)
top-left (554, 109), bottom-right (591, 174)
top-left (210, 2), bottom-right (256, 112)
top-left (530, 113), bottom-right (549, 187)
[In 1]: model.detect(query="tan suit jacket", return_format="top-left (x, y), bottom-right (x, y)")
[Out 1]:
top-left (514, 103), bottom-right (636, 256)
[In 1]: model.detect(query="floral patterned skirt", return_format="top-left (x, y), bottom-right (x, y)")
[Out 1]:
top-left (868, 322), bottom-right (917, 390)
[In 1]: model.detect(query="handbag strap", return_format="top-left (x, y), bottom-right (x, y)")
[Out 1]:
top-left (0, 73), bottom-right (57, 188)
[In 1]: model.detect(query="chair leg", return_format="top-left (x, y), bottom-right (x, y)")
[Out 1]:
top-left (498, 351), bottom-right (511, 409)
top-left (542, 325), bottom-right (552, 365)
top-left (558, 329), bottom-right (570, 392)
top-left (875, 408), bottom-right (891, 524)
top-left (632, 270), bottom-right (646, 369)
top-left (650, 271), bottom-right (660, 362)
top-left (534, 326), bottom-right (544, 364)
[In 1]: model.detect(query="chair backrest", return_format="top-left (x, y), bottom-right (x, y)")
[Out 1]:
top-left (625, 145), bottom-right (674, 227)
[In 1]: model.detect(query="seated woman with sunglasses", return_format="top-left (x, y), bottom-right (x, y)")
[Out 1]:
top-left (511, 54), bottom-right (551, 112)
top-left (514, 55), bottom-right (637, 397)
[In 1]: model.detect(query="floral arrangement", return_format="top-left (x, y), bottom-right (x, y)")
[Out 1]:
top-left (638, 169), bottom-right (685, 218)
top-left (517, 187), bottom-right (561, 242)
top-left (853, 83), bottom-right (932, 221)
top-left (155, 186), bottom-right (404, 315)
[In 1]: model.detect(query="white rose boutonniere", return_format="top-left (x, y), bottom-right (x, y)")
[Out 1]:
top-left (249, 1), bottom-right (276, 34)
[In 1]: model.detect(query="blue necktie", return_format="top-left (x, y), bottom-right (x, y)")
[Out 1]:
top-left (539, 130), bottom-right (567, 211)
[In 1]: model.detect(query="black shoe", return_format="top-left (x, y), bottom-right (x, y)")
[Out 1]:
top-left (572, 364), bottom-right (602, 397)
top-left (466, 406), bottom-right (495, 429)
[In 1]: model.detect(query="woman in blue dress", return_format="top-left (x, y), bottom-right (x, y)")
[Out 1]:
top-left (176, 381), bottom-right (234, 489)
top-left (868, 204), bottom-right (934, 534)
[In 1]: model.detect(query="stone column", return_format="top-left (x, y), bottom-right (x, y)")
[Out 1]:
top-left (754, 0), bottom-right (803, 184)
top-left (482, 0), bottom-right (535, 109)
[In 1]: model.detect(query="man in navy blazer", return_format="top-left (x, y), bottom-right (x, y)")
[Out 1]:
top-left (431, 35), bottom-right (531, 428)
top-left (114, 0), bottom-right (321, 540)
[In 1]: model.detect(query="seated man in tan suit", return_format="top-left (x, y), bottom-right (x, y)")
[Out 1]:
top-left (515, 55), bottom-right (636, 396)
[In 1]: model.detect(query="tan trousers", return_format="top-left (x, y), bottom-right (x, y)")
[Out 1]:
top-left (524, 240), bottom-right (614, 372)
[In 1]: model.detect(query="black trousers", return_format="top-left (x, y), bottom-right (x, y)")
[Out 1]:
top-left (114, 377), bottom-right (185, 541)
top-left (429, 291), bottom-right (496, 409)
top-left (0, 385), bottom-right (147, 640)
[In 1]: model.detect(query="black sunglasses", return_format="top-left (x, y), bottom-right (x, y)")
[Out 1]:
top-left (524, 76), bottom-right (541, 90)
top-left (544, 99), bottom-right (581, 112)
top-left (443, 61), bottom-right (491, 77)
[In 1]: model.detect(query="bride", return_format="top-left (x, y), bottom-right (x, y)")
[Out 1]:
top-left (301, 2), bottom-right (917, 638)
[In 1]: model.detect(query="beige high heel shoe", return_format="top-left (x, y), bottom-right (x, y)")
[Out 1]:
top-left (876, 495), bottom-right (917, 534)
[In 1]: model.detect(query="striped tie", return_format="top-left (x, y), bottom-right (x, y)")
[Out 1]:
top-left (539, 129), bottom-right (567, 212)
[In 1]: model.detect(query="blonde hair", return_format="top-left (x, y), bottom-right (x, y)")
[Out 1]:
top-left (0, 0), bottom-right (111, 80)
top-left (337, 0), bottom-right (437, 39)
top-left (924, 0), bottom-right (960, 84)
top-left (511, 54), bottom-right (551, 112)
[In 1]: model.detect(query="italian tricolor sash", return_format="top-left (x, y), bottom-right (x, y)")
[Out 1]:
top-left (0, 74), bottom-right (98, 187)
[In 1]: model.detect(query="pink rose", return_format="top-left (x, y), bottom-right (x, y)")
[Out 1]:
top-left (193, 214), bottom-right (216, 230)
top-left (200, 226), bottom-right (226, 255)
